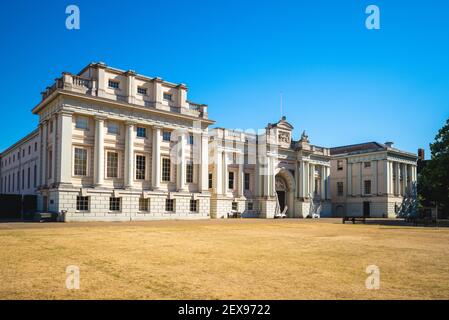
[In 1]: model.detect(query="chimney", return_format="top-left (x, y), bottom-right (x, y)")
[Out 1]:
top-left (418, 148), bottom-right (425, 161)
top-left (385, 141), bottom-right (394, 147)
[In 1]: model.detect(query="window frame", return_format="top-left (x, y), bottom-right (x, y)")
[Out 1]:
top-left (136, 127), bottom-right (147, 138)
top-left (137, 86), bottom-right (147, 95)
top-left (228, 171), bottom-right (235, 190)
top-left (165, 198), bottom-right (174, 212)
top-left (186, 161), bottom-right (194, 184)
top-left (337, 181), bottom-right (344, 197)
top-left (244, 173), bottom-right (250, 190)
top-left (337, 160), bottom-right (344, 171)
top-left (138, 197), bottom-right (150, 212)
top-left (189, 199), bottom-right (198, 213)
top-left (364, 180), bottom-right (372, 195)
top-left (135, 154), bottom-right (147, 180)
top-left (76, 196), bottom-right (89, 212)
top-left (161, 157), bottom-right (171, 182)
top-left (107, 121), bottom-right (120, 135)
top-left (73, 147), bottom-right (88, 177)
top-left (162, 131), bottom-right (171, 142)
top-left (106, 151), bottom-right (119, 179)
top-left (163, 92), bottom-right (172, 101)
top-left (108, 79), bottom-right (120, 89)
top-left (109, 197), bottom-right (121, 212)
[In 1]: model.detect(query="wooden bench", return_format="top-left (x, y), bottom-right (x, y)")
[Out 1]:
top-left (342, 216), bottom-right (366, 224)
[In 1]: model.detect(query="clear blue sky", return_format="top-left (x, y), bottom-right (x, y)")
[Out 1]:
top-left (0, 0), bottom-right (448, 158)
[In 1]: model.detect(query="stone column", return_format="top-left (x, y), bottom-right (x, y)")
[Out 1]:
top-left (177, 132), bottom-right (186, 191)
top-left (94, 117), bottom-right (105, 186)
top-left (309, 163), bottom-right (315, 197)
top-left (403, 164), bottom-right (409, 195)
top-left (222, 151), bottom-right (228, 195)
top-left (51, 115), bottom-right (57, 181)
top-left (394, 162), bottom-right (400, 196)
top-left (58, 111), bottom-right (73, 185)
top-left (214, 146), bottom-right (223, 195)
top-left (124, 122), bottom-right (134, 189)
top-left (302, 161), bottom-right (309, 198)
top-left (238, 153), bottom-right (244, 197)
top-left (199, 133), bottom-right (209, 192)
top-left (126, 70), bottom-right (136, 104)
top-left (152, 127), bottom-right (161, 190)
top-left (372, 160), bottom-right (378, 195)
top-left (325, 166), bottom-right (330, 200)
top-left (359, 162), bottom-right (363, 196)
top-left (347, 162), bottom-right (352, 196)
top-left (383, 160), bottom-right (390, 195)
top-left (262, 155), bottom-right (270, 197)
top-left (320, 166), bottom-right (326, 199)
top-left (40, 121), bottom-right (48, 187)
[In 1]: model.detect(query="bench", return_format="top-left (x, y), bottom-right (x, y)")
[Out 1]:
top-left (342, 216), bottom-right (366, 224)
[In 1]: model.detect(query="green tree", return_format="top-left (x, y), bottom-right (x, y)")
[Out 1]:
top-left (418, 118), bottom-right (449, 217)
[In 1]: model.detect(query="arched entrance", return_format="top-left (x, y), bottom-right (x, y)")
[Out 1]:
top-left (274, 169), bottom-right (296, 217)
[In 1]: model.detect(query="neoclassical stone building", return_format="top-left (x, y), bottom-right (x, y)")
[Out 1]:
top-left (0, 62), bottom-right (417, 220)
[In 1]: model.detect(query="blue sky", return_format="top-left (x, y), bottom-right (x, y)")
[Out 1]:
top-left (0, 0), bottom-right (448, 158)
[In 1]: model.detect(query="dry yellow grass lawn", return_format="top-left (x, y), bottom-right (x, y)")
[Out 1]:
top-left (0, 219), bottom-right (448, 300)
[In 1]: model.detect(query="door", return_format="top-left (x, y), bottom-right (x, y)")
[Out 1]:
top-left (277, 191), bottom-right (286, 212)
top-left (363, 201), bottom-right (370, 218)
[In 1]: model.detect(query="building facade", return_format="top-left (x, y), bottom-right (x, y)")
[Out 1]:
top-left (0, 63), bottom-right (417, 220)
top-left (330, 142), bottom-right (418, 218)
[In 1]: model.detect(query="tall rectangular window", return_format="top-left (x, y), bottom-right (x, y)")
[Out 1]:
top-left (22, 169), bottom-right (25, 189)
top-left (27, 167), bottom-right (30, 189)
top-left (228, 172), bottom-right (234, 190)
top-left (337, 182), bottom-right (344, 196)
top-left (244, 173), bottom-right (250, 190)
top-left (163, 131), bottom-right (171, 142)
top-left (162, 158), bottom-right (171, 182)
top-left (364, 180), bottom-right (372, 195)
top-left (189, 199), bottom-right (198, 212)
top-left (34, 165), bottom-right (37, 188)
top-left (364, 162), bottom-right (371, 168)
top-left (74, 148), bottom-right (87, 176)
top-left (139, 198), bottom-right (149, 212)
top-left (188, 134), bottom-right (194, 145)
top-left (107, 152), bottom-right (118, 178)
top-left (76, 196), bottom-right (89, 211)
top-left (186, 161), bottom-right (193, 183)
top-left (165, 199), bottom-right (174, 212)
top-left (137, 127), bottom-right (146, 138)
top-left (136, 155), bottom-right (146, 180)
top-left (208, 173), bottom-right (213, 189)
top-left (75, 116), bottom-right (89, 130)
top-left (232, 202), bottom-right (238, 211)
top-left (48, 150), bottom-right (53, 179)
top-left (17, 171), bottom-right (20, 191)
top-left (109, 197), bottom-right (121, 211)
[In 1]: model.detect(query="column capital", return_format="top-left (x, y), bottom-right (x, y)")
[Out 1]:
top-left (94, 115), bottom-right (107, 121)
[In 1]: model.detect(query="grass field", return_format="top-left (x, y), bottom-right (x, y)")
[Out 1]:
top-left (0, 219), bottom-right (448, 300)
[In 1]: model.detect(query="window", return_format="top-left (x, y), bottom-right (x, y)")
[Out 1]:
top-left (247, 202), bottom-right (253, 211)
top-left (108, 80), bottom-right (119, 89)
top-left (188, 134), bottom-right (194, 145)
top-left (28, 146), bottom-right (31, 155)
top-left (186, 161), bottom-right (193, 183)
top-left (244, 173), bottom-right (250, 190)
top-left (208, 173), bottom-right (213, 189)
top-left (137, 87), bottom-right (147, 95)
top-left (163, 92), bottom-right (172, 101)
top-left (162, 158), bottom-right (171, 182)
top-left (23, 150), bottom-right (25, 157)
top-left (165, 199), bottom-right (174, 212)
top-left (163, 131), bottom-right (171, 142)
top-left (48, 150), bottom-right (52, 179)
top-left (137, 127), bottom-right (146, 138)
top-left (76, 196), bottom-right (89, 211)
top-left (190, 199), bottom-right (198, 212)
top-left (109, 197), bottom-right (121, 211)
top-left (49, 121), bottom-right (53, 133)
top-left (364, 180), bottom-right (372, 195)
top-left (74, 148), bottom-right (87, 176)
top-left (139, 198), bottom-right (149, 212)
top-left (337, 160), bottom-right (343, 171)
top-left (34, 165), bottom-right (37, 188)
top-left (107, 122), bottom-right (119, 134)
top-left (75, 116), bottom-right (89, 130)
top-left (337, 182), bottom-right (344, 196)
top-left (22, 169), bottom-right (24, 189)
top-left (27, 167), bottom-right (30, 189)
top-left (17, 171), bottom-right (20, 191)
top-left (232, 202), bottom-right (238, 211)
top-left (107, 152), bottom-right (118, 178)
top-left (136, 155), bottom-right (146, 180)
top-left (35, 142), bottom-right (38, 151)
top-left (364, 162), bottom-right (371, 168)
top-left (228, 172), bottom-right (234, 190)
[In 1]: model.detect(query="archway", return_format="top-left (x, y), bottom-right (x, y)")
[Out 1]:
top-left (274, 169), bottom-right (296, 218)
